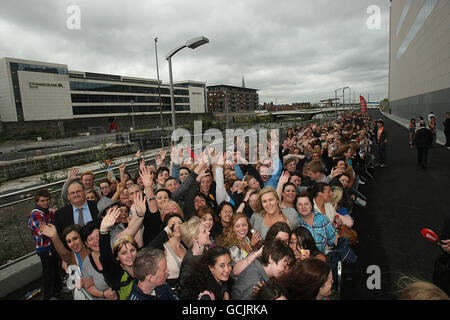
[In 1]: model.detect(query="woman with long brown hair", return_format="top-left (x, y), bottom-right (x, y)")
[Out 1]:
top-left (216, 212), bottom-right (262, 276)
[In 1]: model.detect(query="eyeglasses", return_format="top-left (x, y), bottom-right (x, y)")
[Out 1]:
top-left (68, 190), bottom-right (83, 196)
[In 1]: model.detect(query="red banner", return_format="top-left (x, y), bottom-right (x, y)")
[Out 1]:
top-left (360, 95), bottom-right (367, 114)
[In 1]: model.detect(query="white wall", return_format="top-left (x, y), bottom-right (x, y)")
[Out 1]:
top-left (0, 58), bottom-right (17, 122)
top-left (390, 0), bottom-right (450, 101)
top-left (18, 71), bottom-right (73, 121)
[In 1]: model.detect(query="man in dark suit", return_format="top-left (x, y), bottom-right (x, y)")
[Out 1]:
top-left (412, 120), bottom-right (433, 169)
top-left (54, 181), bottom-right (100, 235)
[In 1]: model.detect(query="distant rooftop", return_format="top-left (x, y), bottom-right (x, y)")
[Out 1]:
top-left (207, 84), bottom-right (258, 91)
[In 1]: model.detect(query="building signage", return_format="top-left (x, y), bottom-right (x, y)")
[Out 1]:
top-left (28, 82), bottom-right (64, 89)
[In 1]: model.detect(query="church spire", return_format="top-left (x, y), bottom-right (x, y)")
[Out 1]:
top-left (242, 75), bottom-right (245, 88)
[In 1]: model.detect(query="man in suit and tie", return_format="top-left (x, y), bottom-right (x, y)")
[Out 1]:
top-left (412, 120), bottom-right (433, 169)
top-left (54, 181), bottom-right (100, 235)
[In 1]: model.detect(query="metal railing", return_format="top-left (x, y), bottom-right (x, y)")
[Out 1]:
top-left (0, 114), bottom-right (339, 266)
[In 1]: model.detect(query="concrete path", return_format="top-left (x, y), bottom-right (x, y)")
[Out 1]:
top-left (341, 109), bottom-right (450, 299)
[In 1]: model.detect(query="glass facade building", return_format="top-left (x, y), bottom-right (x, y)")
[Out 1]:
top-left (0, 57), bottom-right (205, 123)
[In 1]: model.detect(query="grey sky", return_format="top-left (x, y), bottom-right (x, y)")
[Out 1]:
top-left (0, 0), bottom-right (390, 104)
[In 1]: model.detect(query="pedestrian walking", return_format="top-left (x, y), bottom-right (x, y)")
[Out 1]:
top-left (376, 119), bottom-right (388, 167)
top-left (409, 119), bottom-right (416, 147)
top-left (443, 112), bottom-right (450, 149)
top-left (412, 121), bottom-right (433, 169)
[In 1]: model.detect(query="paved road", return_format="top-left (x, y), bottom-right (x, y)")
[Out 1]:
top-left (341, 109), bottom-right (450, 299)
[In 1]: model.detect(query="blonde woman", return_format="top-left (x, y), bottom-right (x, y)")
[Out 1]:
top-left (161, 200), bottom-right (184, 223)
top-left (250, 187), bottom-right (299, 240)
top-left (328, 186), bottom-right (354, 228)
top-left (177, 216), bottom-right (213, 286)
top-left (398, 275), bottom-right (449, 300)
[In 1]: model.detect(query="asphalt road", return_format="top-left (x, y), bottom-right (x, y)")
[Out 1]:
top-left (341, 109), bottom-right (450, 299)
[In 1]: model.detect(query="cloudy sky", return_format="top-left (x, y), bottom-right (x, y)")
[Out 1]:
top-left (0, 0), bottom-right (390, 104)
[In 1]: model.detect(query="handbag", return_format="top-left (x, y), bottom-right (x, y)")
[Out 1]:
top-left (338, 225), bottom-right (358, 245)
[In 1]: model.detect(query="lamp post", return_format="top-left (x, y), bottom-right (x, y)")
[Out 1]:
top-left (166, 36), bottom-right (209, 131)
top-left (154, 37), bottom-right (163, 128)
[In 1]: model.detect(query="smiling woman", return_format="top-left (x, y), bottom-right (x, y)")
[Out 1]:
top-left (216, 213), bottom-right (262, 276)
top-left (39, 223), bottom-right (90, 273)
top-left (251, 187), bottom-right (299, 240)
top-left (175, 246), bottom-right (233, 300)
top-left (80, 221), bottom-right (117, 300)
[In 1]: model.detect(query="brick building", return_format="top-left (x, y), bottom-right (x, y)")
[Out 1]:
top-left (207, 85), bottom-right (259, 113)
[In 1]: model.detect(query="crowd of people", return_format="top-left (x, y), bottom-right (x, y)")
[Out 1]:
top-left (409, 111), bottom-right (450, 169)
top-left (26, 111), bottom-right (449, 301)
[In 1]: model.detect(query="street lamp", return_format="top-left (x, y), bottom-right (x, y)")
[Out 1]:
top-left (166, 36), bottom-right (209, 131)
top-left (154, 37), bottom-right (163, 128)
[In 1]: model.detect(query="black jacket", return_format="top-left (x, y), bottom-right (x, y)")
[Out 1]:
top-left (412, 127), bottom-right (433, 148)
top-left (53, 200), bottom-right (99, 235)
top-left (443, 118), bottom-right (450, 132)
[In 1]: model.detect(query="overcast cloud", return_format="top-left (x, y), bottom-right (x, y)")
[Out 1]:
top-left (0, 0), bottom-right (390, 104)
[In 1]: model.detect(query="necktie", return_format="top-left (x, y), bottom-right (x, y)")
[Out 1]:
top-left (77, 208), bottom-right (84, 226)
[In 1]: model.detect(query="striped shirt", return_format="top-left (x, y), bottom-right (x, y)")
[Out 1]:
top-left (297, 210), bottom-right (337, 253)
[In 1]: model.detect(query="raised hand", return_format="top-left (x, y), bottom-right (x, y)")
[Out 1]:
top-left (160, 149), bottom-right (167, 160)
top-left (100, 206), bottom-right (121, 232)
top-left (279, 171), bottom-right (290, 186)
top-left (132, 192), bottom-right (146, 217)
top-left (116, 179), bottom-right (126, 194)
top-left (214, 151), bottom-right (225, 168)
top-left (329, 167), bottom-right (345, 178)
top-left (39, 223), bottom-right (57, 239)
top-left (66, 168), bottom-right (79, 182)
top-left (156, 149), bottom-right (167, 167)
top-left (170, 144), bottom-right (184, 165)
top-left (237, 177), bottom-right (246, 194)
top-left (139, 166), bottom-right (155, 189)
top-left (250, 230), bottom-right (261, 247)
